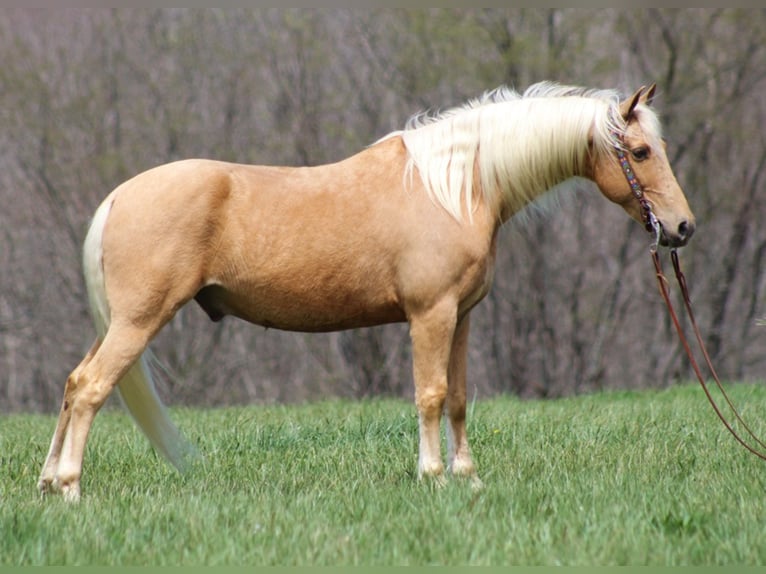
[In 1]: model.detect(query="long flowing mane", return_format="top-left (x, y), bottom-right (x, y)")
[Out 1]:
top-left (387, 81), bottom-right (662, 221)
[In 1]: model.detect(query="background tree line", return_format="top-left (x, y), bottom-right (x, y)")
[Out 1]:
top-left (2, 8), bottom-right (766, 412)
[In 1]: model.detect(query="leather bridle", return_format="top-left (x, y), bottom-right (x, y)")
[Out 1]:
top-left (614, 133), bottom-right (766, 461)
top-left (614, 143), bottom-right (661, 244)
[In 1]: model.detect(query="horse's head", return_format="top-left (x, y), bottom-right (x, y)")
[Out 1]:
top-left (591, 85), bottom-right (695, 247)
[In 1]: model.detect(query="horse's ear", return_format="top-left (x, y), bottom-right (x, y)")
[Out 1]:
top-left (620, 86), bottom-right (644, 121)
top-left (641, 83), bottom-right (657, 106)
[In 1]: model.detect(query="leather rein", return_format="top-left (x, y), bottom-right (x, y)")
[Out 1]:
top-left (614, 139), bottom-right (766, 461)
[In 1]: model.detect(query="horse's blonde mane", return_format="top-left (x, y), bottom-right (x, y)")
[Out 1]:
top-left (387, 81), bottom-right (662, 222)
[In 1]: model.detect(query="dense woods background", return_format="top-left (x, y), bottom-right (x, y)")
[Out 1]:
top-left (2, 9), bottom-right (766, 412)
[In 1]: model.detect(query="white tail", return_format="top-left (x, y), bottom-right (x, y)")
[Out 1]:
top-left (82, 198), bottom-right (196, 472)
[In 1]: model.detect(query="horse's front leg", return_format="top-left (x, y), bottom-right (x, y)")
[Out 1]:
top-left (446, 313), bottom-right (482, 488)
top-left (409, 300), bottom-right (457, 483)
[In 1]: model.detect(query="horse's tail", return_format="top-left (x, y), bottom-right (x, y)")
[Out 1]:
top-left (82, 197), bottom-right (196, 472)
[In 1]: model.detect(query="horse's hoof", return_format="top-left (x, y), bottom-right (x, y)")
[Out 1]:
top-left (61, 483), bottom-right (81, 503)
top-left (419, 471), bottom-right (447, 489)
top-left (469, 475), bottom-right (484, 492)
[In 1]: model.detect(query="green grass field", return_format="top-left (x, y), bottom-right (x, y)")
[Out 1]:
top-left (3, 383), bottom-right (766, 565)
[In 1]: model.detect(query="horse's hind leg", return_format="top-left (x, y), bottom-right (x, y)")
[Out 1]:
top-left (38, 339), bottom-right (100, 496)
top-left (48, 322), bottom-right (155, 501)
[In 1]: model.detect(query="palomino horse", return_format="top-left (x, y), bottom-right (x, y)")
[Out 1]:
top-left (39, 82), bottom-right (694, 500)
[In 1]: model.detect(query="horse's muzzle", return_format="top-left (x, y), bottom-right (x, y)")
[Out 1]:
top-left (660, 219), bottom-right (695, 248)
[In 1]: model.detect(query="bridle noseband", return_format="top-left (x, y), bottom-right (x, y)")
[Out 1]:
top-left (614, 131), bottom-right (766, 462)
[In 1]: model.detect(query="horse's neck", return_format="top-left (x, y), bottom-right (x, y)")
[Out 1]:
top-left (492, 158), bottom-right (587, 225)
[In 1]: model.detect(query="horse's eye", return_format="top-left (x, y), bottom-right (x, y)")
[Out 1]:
top-left (631, 147), bottom-right (650, 161)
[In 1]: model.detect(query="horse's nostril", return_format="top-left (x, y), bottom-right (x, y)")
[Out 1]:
top-left (678, 220), bottom-right (695, 240)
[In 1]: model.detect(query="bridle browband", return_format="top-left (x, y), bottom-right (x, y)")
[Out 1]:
top-left (614, 133), bottom-right (766, 462)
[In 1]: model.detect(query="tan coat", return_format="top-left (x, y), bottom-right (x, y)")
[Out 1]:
top-left (39, 83), bottom-right (694, 500)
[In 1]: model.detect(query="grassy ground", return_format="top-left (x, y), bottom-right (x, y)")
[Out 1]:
top-left (3, 383), bottom-right (766, 565)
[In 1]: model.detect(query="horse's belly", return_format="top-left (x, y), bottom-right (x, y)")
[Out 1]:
top-left (193, 282), bottom-right (406, 332)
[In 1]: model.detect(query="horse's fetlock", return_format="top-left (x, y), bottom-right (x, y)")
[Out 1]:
top-left (37, 477), bottom-right (55, 497)
top-left (55, 464), bottom-right (80, 488)
top-left (418, 459), bottom-right (445, 478)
